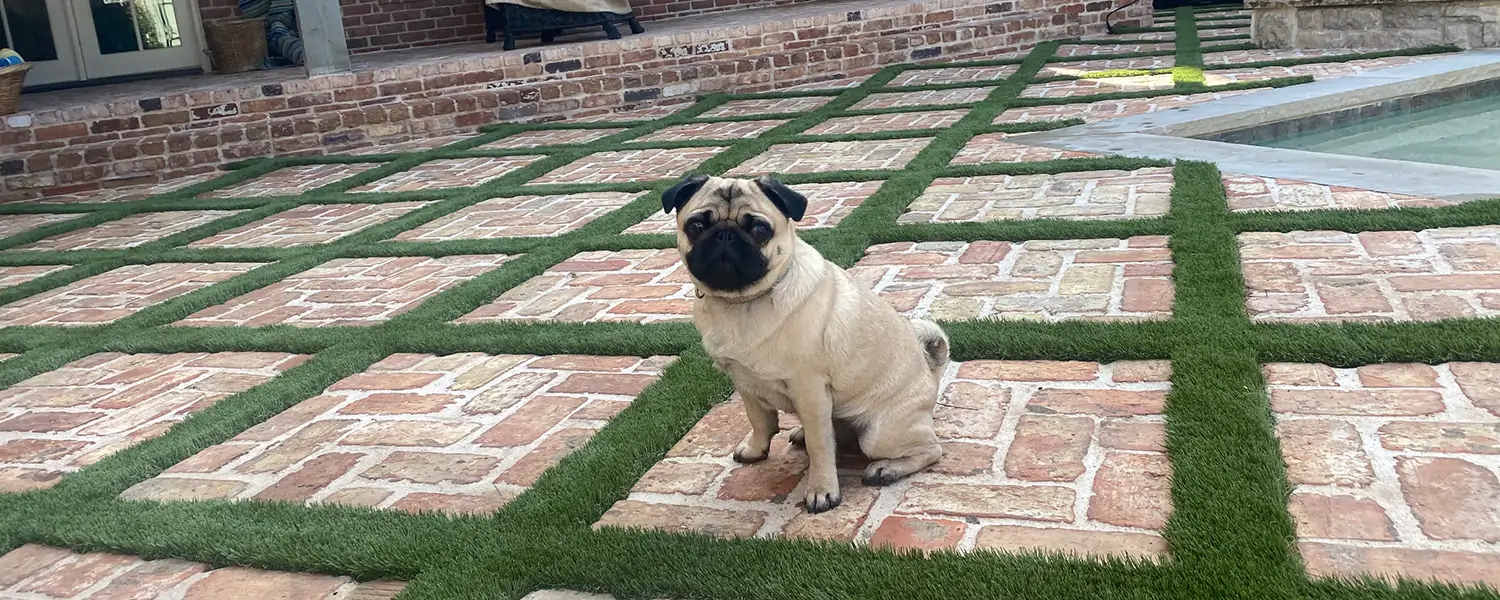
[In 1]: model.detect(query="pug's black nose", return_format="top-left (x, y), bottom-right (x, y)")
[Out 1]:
top-left (715, 229), bottom-right (735, 243)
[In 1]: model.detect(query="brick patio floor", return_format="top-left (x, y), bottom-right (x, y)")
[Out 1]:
top-left (852, 88), bottom-right (996, 110)
top-left (187, 202), bottom-right (430, 248)
top-left (727, 139), bottom-right (933, 175)
top-left (456, 249), bottom-right (693, 324)
top-left (203, 164), bottom-right (381, 198)
top-left (0, 352), bottom-right (306, 492)
top-left (532, 148), bottom-right (727, 184)
top-left (900, 168), bottom-right (1174, 222)
top-left (397, 193), bottom-right (645, 240)
top-left (625, 181), bottom-right (883, 234)
top-left (1268, 362), bottom-right (1500, 587)
top-left (1240, 227), bottom-right (1500, 322)
top-left (700, 98), bottom-right (832, 118)
top-left (950, 133), bottom-right (1097, 165)
top-left (1223, 174), bottom-right (1457, 213)
top-left (350, 157), bottom-right (545, 192)
top-left (804, 111), bottom-right (970, 135)
top-left (597, 360), bottom-right (1172, 558)
top-left (888, 66), bottom-right (1018, 87)
top-left (0, 265), bottom-right (69, 288)
top-left (0, 213), bottom-right (83, 239)
top-left (15, 211), bottom-right (240, 251)
top-left (122, 353), bottom-right (672, 514)
top-left (848, 239), bottom-right (1174, 321)
top-left (0, 263), bottom-right (262, 327)
top-left (483, 129), bottom-right (626, 149)
top-left (635, 120), bottom-right (789, 142)
top-left (0, 545), bottom-right (405, 599)
top-left (992, 91), bottom-right (1260, 124)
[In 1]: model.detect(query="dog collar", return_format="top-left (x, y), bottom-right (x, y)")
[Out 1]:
top-left (695, 265), bottom-right (792, 304)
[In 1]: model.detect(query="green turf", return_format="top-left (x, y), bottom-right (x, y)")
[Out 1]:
top-left (0, 6), bottom-right (1495, 600)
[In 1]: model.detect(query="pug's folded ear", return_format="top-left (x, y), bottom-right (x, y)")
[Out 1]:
top-left (754, 175), bottom-right (807, 222)
top-left (662, 174), bottom-right (711, 214)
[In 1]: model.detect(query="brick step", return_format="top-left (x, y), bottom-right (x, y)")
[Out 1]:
top-left (0, 0), bottom-right (1148, 202)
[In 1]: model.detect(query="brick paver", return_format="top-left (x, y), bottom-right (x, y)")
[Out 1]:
top-left (122, 353), bottom-right (673, 514)
top-left (30, 172), bottom-right (221, 204)
top-left (1241, 227), bottom-right (1500, 322)
top-left (531, 148), bottom-right (726, 184)
top-left (0, 213), bottom-right (82, 239)
top-left (350, 157), bottom-right (544, 192)
top-left (1223, 175), bottom-right (1457, 213)
top-left (203, 164), bottom-right (382, 198)
top-left (0, 544), bottom-right (405, 599)
top-left (850, 238), bottom-right (1174, 321)
top-left (348, 134), bottom-right (476, 155)
top-left (1207, 56), bottom-right (1444, 84)
top-left (950, 133), bottom-right (1098, 164)
top-left (15, 211), bottom-right (239, 251)
top-left (1202, 48), bottom-right (1382, 66)
top-left (0, 265), bottom-right (69, 288)
top-left (1199, 26), bottom-right (1249, 37)
top-left (0, 263), bottom-right (261, 327)
top-left (482, 128), bottom-right (626, 149)
top-left (804, 110), bottom-right (969, 135)
top-left (0, 352), bottom-right (305, 492)
top-left (187, 202), bottom-right (429, 248)
top-left (1085, 31), bottom-right (1175, 42)
top-left (635, 120), bottom-right (788, 142)
top-left (782, 76), bottom-right (868, 90)
top-left (699, 98), bottom-right (832, 118)
top-left (888, 66), bottom-right (1018, 87)
top-left (596, 360), bottom-right (1173, 559)
top-left (1055, 43), bottom-right (1176, 57)
top-left (457, 249), bottom-right (691, 324)
top-left (1039, 57), bottom-right (1175, 77)
top-left (178, 255), bottom-right (514, 327)
top-left (573, 106), bottom-right (685, 123)
top-left (852, 88), bottom-right (995, 110)
top-left (624, 181), bottom-right (883, 234)
top-left (1268, 362), bottom-right (1500, 588)
top-left (727, 139), bottom-right (933, 175)
top-left (900, 168), bottom-right (1174, 223)
top-left (397, 192), bottom-right (644, 240)
top-left (993, 91), bottom-right (1259, 124)
top-left (1021, 75), bottom-right (1176, 98)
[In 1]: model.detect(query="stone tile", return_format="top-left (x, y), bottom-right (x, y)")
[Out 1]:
top-left (125, 353), bottom-right (673, 514)
top-left (1202, 48), bottom-right (1384, 66)
top-left (888, 66), bottom-right (1019, 87)
top-left (397, 192), bottom-right (644, 240)
top-left (950, 133), bottom-right (1098, 164)
top-left (727, 139), bottom-right (933, 175)
top-left (900, 168), bottom-right (1173, 223)
top-left (203, 164), bottom-right (382, 198)
top-left (595, 361), bottom-right (1171, 559)
top-left (1039, 56), bottom-right (1175, 77)
top-left (0, 266), bottom-right (69, 289)
top-left (852, 88), bottom-right (995, 110)
top-left (0, 352), bottom-right (304, 492)
top-left (572, 106), bottom-right (685, 123)
top-left (1269, 362), bottom-right (1500, 588)
top-left (625, 181), bottom-right (883, 234)
top-left (0, 213), bottom-right (83, 239)
top-left (1054, 43), bottom-right (1176, 57)
top-left (350, 157), bottom-right (544, 192)
top-left (0, 263), bottom-right (261, 327)
top-left (634, 120), bottom-right (787, 142)
top-left (14, 211), bottom-right (240, 251)
top-left (699, 97), bottom-right (831, 118)
top-left (482, 128), bottom-right (627, 149)
top-left (190, 203), bottom-right (427, 248)
top-left (456, 249), bottom-right (692, 324)
top-left (1224, 175), bottom-right (1459, 213)
top-left (27, 172), bottom-right (221, 204)
top-left (531, 148), bottom-right (726, 184)
top-left (849, 238), bottom-right (1174, 322)
top-left (1239, 227), bottom-right (1500, 322)
top-left (804, 110), bottom-right (968, 135)
top-left (1021, 75), bottom-right (1176, 99)
top-left (0, 545), bottom-right (404, 599)
top-left (178, 255), bottom-right (514, 327)
top-left (346, 134), bottom-right (477, 155)
top-left (993, 90), bottom-right (1260, 124)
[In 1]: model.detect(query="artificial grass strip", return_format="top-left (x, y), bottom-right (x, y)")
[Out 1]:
top-left (3, 24), bottom-right (1500, 600)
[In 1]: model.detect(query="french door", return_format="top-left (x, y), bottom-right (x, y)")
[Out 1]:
top-left (0, 0), bottom-right (205, 88)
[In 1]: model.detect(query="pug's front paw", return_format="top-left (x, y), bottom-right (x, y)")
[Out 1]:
top-left (803, 485), bottom-right (842, 514)
top-left (732, 441), bottom-right (769, 463)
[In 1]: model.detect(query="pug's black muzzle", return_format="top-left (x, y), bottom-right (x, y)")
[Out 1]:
top-left (686, 223), bottom-right (770, 292)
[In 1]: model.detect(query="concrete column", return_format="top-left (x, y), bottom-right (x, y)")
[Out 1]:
top-left (294, 0), bottom-right (351, 75)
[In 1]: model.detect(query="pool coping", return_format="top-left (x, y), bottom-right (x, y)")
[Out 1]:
top-left (1019, 49), bottom-right (1500, 202)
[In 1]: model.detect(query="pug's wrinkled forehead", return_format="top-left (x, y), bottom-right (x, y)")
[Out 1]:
top-left (660, 175), bottom-right (807, 223)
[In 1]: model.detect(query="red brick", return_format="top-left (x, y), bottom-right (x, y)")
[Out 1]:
top-left (974, 525), bottom-right (1167, 559)
top-left (1288, 493), bottom-right (1395, 541)
top-left (898, 482), bottom-right (1073, 522)
top-left (494, 428), bottom-right (596, 486)
top-left (182, 567), bottom-right (345, 600)
top-left (16, 552), bottom-right (137, 597)
top-left (390, 491), bottom-right (516, 516)
top-left (868, 516), bottom-right (967, 552)
top-left (1270, 389), bottom-right (1444, 416)
top-left (595, 500), bottom-right (767, 538)
top-left (1397, 457), bottom-right (1500, 542)
top-left (1004, 415), bottom-right (1092, 482)
top-left (0, 545), bottom-right (73, 586)
top-left (958, 360), bottom-right (1099, 381)
top-left (475, 396), bottom-right (586, 447)
top-left (1088, 452), bottom-right (1172, 529)
top-left (339, 393), bottom-right (459, 415)
top-left (1278, 420), bottom-right (1374, 487)
top-left (1299, 542), bottom-right (1500, 588)
top-left (1355, 363), bottom-right (1438, 388)
top-left (1027, 389), bottom-right (1165, 416)
top-left (361, 451), bottom-right (501, 484)
top-left (254, 452), bottom-right (363, 502)
top-left (1379, 422), bottom-right (1500, 454)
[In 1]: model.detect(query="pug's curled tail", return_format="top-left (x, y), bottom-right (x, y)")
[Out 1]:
top-left (911, 319), bottom-right (950, 375)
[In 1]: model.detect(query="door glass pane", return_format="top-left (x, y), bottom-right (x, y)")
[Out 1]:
top-left (1, 0), bottom-right (61, 61)
top-left (134, 0), bottom-right (181, 49)
top-left (89, 0), bottom-right (139, 54)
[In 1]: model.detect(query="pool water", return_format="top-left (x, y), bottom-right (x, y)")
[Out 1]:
top-left (1258, 94), bottom-right (1500, 171)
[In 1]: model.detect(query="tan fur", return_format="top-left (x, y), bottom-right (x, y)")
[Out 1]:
top-left (674, 176), bottom-right (948, 513)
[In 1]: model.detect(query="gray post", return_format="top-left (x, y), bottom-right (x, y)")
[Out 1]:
top-left (294, 0), bottom-right (351, 75)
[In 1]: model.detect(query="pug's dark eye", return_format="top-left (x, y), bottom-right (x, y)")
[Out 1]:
top-left (750, 222), bottom-right (773, 242)
top-left (684, 221), bottom-right (706, 237)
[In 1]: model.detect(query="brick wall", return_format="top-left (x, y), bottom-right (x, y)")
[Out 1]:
top-left (631, 0), bottom-right (818, 21)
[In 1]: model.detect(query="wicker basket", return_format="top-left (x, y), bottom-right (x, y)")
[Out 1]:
top-left (204, 19), bottom-right (267, 74)
top-left (0, 63), bottom-right (30, 116)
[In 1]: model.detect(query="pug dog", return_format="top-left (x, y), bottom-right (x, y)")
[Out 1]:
top-left (662, 174), bottom-right (949, 514)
